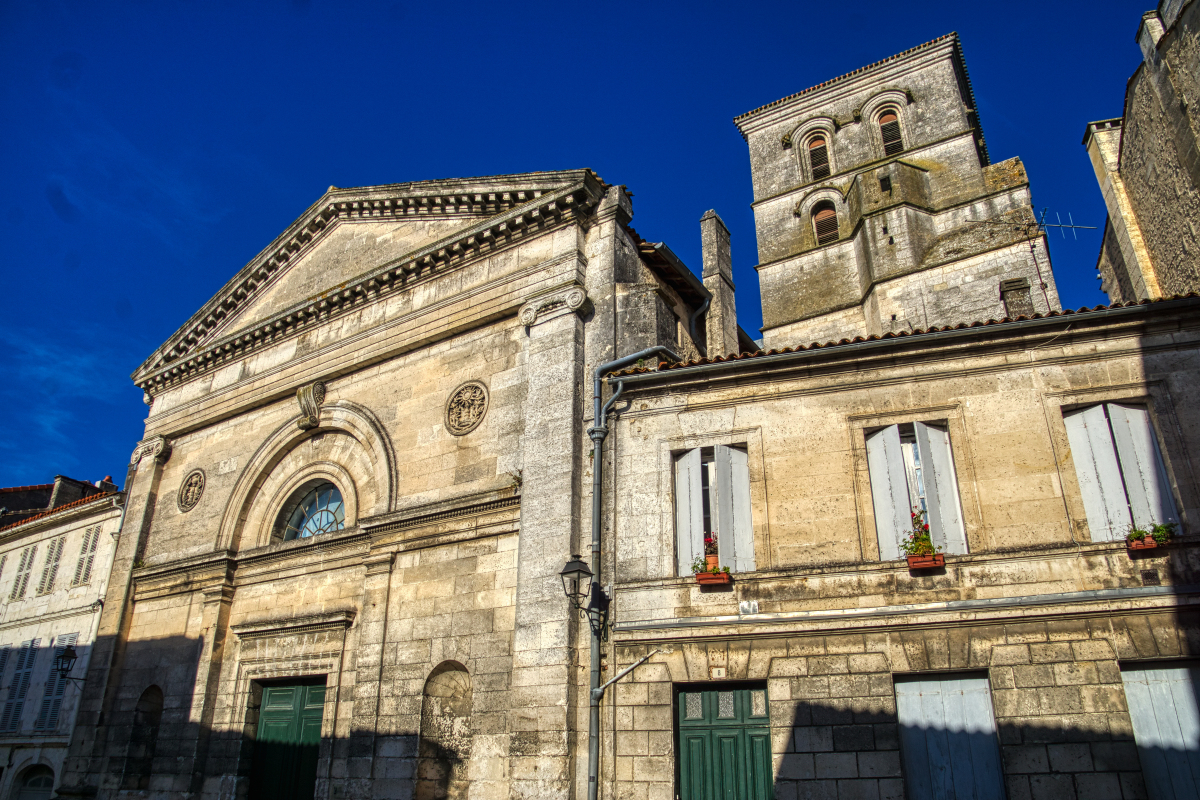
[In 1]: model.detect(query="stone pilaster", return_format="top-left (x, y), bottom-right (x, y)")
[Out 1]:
top-left (351, 552), bottom-right (397, 796)
top-left (510, 309), bottom-right (585, 800)
top-left (187, 584), bottom-right (235, 793)
top-left (57, 437), bottom-right (171, 795)
top-left (701, 210), bottom-right (740, 356)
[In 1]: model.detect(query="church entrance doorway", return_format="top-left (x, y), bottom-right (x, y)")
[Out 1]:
top-left (249, 680), bottom-right (326, 800)
top-left (676, 684), bottom-right (772, 800)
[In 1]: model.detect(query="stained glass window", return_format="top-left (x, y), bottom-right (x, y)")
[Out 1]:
top-left (282, 483), bottom-right (345, 541)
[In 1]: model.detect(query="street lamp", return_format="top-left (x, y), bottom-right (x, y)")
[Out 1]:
top-left (54, 645), bottom-right (85, 684)
top-left (559, 554), bottom-right (593, 607)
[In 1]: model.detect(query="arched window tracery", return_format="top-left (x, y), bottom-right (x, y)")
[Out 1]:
top-left (279, 482), bottom-right (345, 541)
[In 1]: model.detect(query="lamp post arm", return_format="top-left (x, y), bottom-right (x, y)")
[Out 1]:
top-left (591, 649), bottom-right (667, 702)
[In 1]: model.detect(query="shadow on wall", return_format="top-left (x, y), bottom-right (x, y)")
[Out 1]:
top-left (52, 635), bottom-right (477, 800)
top-left (771, 694), bottom-right (1154, 799)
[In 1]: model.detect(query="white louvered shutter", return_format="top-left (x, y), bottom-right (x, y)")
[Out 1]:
top-left (1122, 663), bottom-right (1200, 798)
top-left (73, 526), bottom-right (100, 586)
top-left (9, 546), bottom-right (36, 602)
top-left (1064, 405), bottom-right (1132, 541)
top-left (1, 639), bottom-right (39, 731)
top-left (914, 421), bottom-right (968, 555)
top-left (1107, 403), bottom-right (1180, 528)
top-left (714, 445), bottom-right (755, 572)
top-left (674, 449), bottom-right (704, 576)
top-left (866, 425), bottom-right (909, 560)
top-left (38, 537), bottom-right (64, 595)
top-left (35, 633), bottom-right (77, 730)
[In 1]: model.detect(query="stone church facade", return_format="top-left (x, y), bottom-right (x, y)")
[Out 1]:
top-left (52, 30), bottom-right (1200, 800)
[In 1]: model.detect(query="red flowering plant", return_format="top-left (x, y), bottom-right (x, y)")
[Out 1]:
top-left (899, 507), bottom-right (940, 557)
top-left (691, 534), bottom-right (730, 575)
top-left (703, 536), bottom-right (719, 555)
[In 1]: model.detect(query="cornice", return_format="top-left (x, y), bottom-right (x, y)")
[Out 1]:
top-left (231, 609), bottom-right (356, 640)
top-left (134, 173), bottom-right (604, 395)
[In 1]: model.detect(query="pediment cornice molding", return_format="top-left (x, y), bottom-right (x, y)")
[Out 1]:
top-left (133, 171), bottom-right (604, 395)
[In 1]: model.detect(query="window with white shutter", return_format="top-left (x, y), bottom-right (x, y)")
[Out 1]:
top-left (72, 526), bottom-right (101, 586)
top-left (880, 111), bottom-right (904, 156)
top-left (35, 633), bottom-right (78, 730)
top-left (37, 537), bottom-right (65, 595)
top-left (9, 547), bottom-right (37, 602)
top-left (1064, 402), bottom-right (1179, 541)
top-left (674, 445), bottom-right (755, 575)
top-left (866, 421), bottom-right (968, 560)
top-left (1, 639), bottom-right (40, 731)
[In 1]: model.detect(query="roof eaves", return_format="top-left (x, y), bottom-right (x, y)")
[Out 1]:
top-left (609, 294), bottom-right (1200, 381)
top-left (0, 491), bottom-right (120, 534)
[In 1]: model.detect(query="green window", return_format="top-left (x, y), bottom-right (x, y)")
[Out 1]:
top-left (249, 682), bottom-right (326, 800)
top-left (677, 685), bottom-right (772, 800)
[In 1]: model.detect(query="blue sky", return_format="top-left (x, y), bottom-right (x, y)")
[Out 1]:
top-left (0, 0), bottom-right (1145, 489)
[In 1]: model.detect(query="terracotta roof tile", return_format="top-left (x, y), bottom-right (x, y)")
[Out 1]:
top-left (0, 484), bottom-right (53, 494)
top-left (734, 33), bottom-right (957, 123)
top-left (613, 294), bottom-right (1200, 377)
top-left (0, 491), bottom-right (118, 534)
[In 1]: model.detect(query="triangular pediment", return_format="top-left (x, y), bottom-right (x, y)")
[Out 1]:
top-left (133, 170), bottom-right (600, 386)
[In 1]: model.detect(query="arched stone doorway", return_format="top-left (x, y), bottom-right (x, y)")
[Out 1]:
top-left (416, 661), bottom-right (472, 800)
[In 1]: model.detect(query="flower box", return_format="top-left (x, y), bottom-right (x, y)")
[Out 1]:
top-left (696, 571), bottom-right (733, 585)
top-left (1127, 537), bottom-right (1158, 551)
top-left (906, 553), bottom-right (945, 569)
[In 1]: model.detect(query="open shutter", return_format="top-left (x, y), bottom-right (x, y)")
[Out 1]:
top-left (914, 421), bottom-right (968, 555)
top-left (674, 449), bottom-right (704, 576)
top-left (866, 425), bottom-right (909, 560)
top-left (1064, 406), bottom-right (1131, 541)
top-left (36, 633), bottom-right (77, 730)
top-left (714, 445), bottom-right (755, 573)
top-left (1107, 403), bottom-right (1180, 528)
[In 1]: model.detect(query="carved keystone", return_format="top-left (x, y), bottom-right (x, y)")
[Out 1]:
top-left (296, 381), bottom-right (327, 430)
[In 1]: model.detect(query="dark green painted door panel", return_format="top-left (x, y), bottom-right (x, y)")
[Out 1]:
top-left (250, 683), bottom-right (326, 800)
top-left (678, 686), bottom-right (771, 800)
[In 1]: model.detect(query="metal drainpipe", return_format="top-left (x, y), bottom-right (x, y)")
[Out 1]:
top-left (586, 346), bottom-right (679, 800)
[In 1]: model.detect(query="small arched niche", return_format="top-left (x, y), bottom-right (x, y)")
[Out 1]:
top-left (122, 685), bottom-right (163, 790)
top-left (417, 662), bottom-right (473, 800)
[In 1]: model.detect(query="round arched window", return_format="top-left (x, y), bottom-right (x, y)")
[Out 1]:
top-left (280, 482), bottom-right (345, 541)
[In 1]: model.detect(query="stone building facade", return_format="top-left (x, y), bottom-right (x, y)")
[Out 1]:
top-left (1084, 0), bottom-right (1200, 303)
top-left (53, 171), bottom-right (724, 800)
top-left (0, 478), bottom-right (123, 799)
top-left (48, 30), bottom-right (1200, 800)
top-left (733, 33), bottom-right (1060, 348)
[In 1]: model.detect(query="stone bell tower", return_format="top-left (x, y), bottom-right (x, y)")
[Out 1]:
top-left (734, 33), bottom-right (1061, 347)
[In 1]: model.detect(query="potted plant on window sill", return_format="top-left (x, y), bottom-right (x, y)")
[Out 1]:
top-left (693, 536), bottom-right (732, 584)
top-left (901, 508), bottom-right (944, 569)
top-left (1126, 522), bottom-right (1176, 552)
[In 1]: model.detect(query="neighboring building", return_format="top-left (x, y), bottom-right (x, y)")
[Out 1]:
top-left (1083, 0), bottom-right (1200, 302)
top-left (733, 33), bottom-right (1061, 348)
top-left (0, 477), bottom-right (122, 800)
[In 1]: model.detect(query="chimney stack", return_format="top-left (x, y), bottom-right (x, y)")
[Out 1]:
top-left (701, 210), bottom-right (739, 356)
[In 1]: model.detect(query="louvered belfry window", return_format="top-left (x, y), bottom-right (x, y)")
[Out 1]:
top-left (813, 204), bottom-right (839, 245)
top-left (808, 137), bottom-right (830, 180)
top-left (880, 112), bottom-right (904, 156)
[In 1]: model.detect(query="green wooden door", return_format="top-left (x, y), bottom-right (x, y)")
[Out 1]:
top-left (250, 683), bottom-right (326, 800)
top-left (678, 686), bottom-right (772, 800)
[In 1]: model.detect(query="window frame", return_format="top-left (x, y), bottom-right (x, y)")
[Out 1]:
top-left (850, 405), bottom-right (981, 561)
top-left (1043, 382), bottom-right (1188, 542)
top-left (804, 133), bottom-right (834, 182)
top-left (660, 428), bottom-right (770, 578)
top-left (811, 201), bottom-right (839, 246)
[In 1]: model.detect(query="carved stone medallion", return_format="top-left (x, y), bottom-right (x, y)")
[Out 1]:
top-left (178, 469), bottom-right (206, 512)
top-left (445, 382), bottom-right (489, 436)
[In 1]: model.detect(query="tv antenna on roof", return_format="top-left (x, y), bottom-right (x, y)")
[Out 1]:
top-left (1035, 208), bottom-right (1097, 239)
